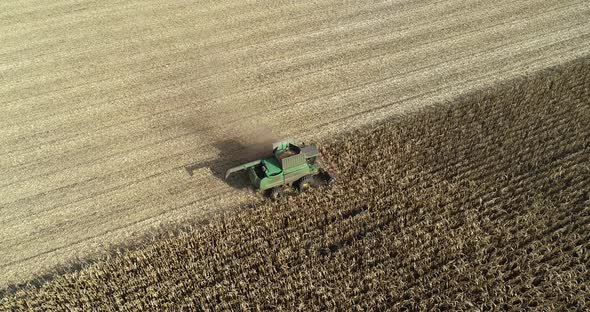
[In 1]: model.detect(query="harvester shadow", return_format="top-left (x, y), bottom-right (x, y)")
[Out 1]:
top-left (184, 139), bottom-right (268, 190)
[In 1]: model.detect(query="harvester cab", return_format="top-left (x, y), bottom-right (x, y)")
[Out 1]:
top-left (224, 139), bottom-right (333, 199)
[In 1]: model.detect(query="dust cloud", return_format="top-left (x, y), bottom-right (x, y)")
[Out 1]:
top-left (212, 115), bottom-right (282, 162)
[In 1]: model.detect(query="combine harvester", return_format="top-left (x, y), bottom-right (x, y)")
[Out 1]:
top-left (225, 139), bottom-right (334, 199)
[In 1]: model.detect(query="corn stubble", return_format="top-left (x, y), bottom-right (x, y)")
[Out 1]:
top-left (3, 58), bottom-right (589, 310)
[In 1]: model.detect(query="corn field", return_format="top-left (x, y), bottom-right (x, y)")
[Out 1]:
top-left (1, 57), bottom-right (588, 310)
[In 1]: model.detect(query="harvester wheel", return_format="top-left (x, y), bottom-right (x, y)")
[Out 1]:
top-left (317, 168), bottom-right (335, 186)
top-left (297, 176), bottom-right (315, 193)
top-left (268, 187), bottom-right (283, 200)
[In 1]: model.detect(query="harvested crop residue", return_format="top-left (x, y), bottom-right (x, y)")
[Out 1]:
top-left (2, 57), bottom-right (589, 310)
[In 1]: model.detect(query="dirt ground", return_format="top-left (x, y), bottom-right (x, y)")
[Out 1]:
top-left (0, 0), bottom-right (589, 287)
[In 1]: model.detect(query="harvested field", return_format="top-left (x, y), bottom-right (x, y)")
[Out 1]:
top-left (2, 57), bottom-right (589, 310)
top-left (1, 0), bottom-right (590, 288)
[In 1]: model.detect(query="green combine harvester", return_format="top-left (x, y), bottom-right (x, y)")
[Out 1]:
top-left (225, 139), bottom-right (334, 199)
